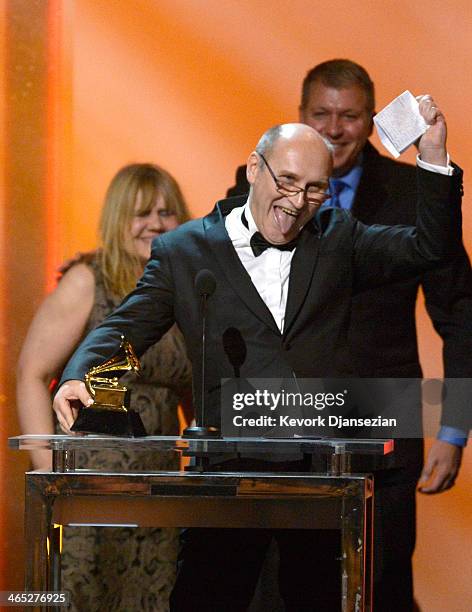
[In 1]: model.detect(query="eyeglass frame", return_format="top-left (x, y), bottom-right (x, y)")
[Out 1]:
top-left (257, 151), bottom-right (331, 206)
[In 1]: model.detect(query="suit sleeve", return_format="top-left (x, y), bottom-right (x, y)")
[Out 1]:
top-left (352, 165), bottom-right (464, 289)
top-left (59, 236), bottom-right (176, 385)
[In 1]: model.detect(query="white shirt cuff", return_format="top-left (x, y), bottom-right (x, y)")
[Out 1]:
top-left (416, 153), bottom-right (453, 175)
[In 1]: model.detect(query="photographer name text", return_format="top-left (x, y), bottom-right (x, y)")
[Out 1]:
top-left (232, 414), bottom-right (397, 428)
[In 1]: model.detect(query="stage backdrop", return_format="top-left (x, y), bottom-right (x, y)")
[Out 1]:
top-left (1, 1), bottom-right (471, 608)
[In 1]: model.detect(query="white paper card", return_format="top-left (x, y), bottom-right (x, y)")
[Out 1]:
top-left (373, 90), bottom-right (429, 158)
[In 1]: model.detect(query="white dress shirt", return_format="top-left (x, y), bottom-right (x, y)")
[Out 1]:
top-left (225, 203), bottom-right (294, 333)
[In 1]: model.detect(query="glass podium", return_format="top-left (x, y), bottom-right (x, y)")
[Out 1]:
top-left (9, 435), bottom-right (394, 611)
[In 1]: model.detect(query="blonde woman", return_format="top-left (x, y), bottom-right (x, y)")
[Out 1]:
top-left (17, 163), bottom-right (192, 611)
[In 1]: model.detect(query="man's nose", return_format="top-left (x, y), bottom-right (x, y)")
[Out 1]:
top-left (326, 115), bottom-right (343, 139)
top-left (292, 190), bottom-right (306, 209)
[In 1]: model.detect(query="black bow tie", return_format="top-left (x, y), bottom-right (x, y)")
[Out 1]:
top-left (249, 232), bottom-right (298, 257)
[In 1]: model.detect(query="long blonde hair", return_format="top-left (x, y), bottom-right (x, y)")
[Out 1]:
top-left (99, 163), bottom-right (190, 298)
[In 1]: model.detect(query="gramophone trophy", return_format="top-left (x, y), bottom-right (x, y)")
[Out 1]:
top-left (70, 336), bottom-right (147, 437)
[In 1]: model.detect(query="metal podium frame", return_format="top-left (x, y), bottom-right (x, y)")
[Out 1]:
top-left (9, 435), bottom-right (394, 612)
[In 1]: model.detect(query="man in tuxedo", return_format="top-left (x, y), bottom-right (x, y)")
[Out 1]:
top-left (53, 104), bottom-right (462, 610)
top-left (227, 60), bottom-right (471, 610)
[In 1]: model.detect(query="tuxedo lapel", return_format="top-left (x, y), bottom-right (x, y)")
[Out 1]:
top-left (204, 201), bottom-right (280, 334)
top-left (283, 223), bottom-right (320, 337)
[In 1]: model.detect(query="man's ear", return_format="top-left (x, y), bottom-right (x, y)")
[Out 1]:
top-left (368, 111), bottom-right (375, 137)
top-left (246, 151), bottom-right (260, 185)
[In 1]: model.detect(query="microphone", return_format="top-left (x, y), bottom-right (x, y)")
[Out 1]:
top-left (195, 269), bottom-right (217, 301)
top-left (182, 269), bottom-right (220, 439)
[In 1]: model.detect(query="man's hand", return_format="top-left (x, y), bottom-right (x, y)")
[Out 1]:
top-left (53, 380), bottom-right (93, 433)
top-left (416, 94), bottom-right (448, 166)
top-left (418, 439), bottom-right (463, 494)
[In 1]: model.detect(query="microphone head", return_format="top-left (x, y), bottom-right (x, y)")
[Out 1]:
top-left (195, 269), bottom-right (217, 297)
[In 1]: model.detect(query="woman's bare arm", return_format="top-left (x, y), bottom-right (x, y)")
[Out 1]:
top-left (16, 263), bottom-right (95, 469)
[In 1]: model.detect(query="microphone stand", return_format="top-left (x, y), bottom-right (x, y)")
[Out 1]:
top-left (183, 272), bottom-right (220, 441)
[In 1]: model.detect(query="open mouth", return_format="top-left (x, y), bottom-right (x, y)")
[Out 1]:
top-left (273, 205), bottom-right (299, 235)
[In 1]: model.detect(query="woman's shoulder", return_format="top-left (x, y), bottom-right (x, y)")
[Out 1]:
top-left (57, 250), bottom-right (102, 293)
top-left (58, 249), bottom-right (102, 282)
top-left (57, 249), bottom-right (102, 280)
top-left (57, 261), bottom-right (95, 296)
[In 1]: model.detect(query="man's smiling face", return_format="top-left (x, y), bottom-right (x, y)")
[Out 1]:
top-left (299, 82), bottom-right (373, 177)
top-left (247, 124), bottom-right (332, 245)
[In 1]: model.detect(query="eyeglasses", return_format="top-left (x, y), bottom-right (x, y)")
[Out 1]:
top-left (258, 152), bottom-right (330, 206)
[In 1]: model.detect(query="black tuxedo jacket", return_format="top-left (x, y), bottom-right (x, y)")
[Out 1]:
top-left (227, 143), bottom-right (472, 432)
top-left (61, 165), bottom-right (463, 430)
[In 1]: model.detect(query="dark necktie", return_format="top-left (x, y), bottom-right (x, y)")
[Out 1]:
top-left (241, 210), bottom-right (298, 257)
top-left (329, 178), bottom-right (347, 208)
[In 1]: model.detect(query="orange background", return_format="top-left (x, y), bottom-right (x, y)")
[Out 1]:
top-left (1, 1), bottom-right (471, 608)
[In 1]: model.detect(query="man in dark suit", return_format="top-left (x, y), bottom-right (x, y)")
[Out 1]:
top-left (54, 106), bottom-right (462, 610)
top-left (226, 60), bottom-right (471, 610)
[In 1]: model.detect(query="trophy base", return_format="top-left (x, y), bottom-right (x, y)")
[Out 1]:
top-left (71, 407), bottom-right (147, 437)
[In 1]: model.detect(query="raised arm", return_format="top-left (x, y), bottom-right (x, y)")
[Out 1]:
top-left (352, 96), bottom-right (462, 285)
top-left (16, 264), bottom-right (95, 468)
